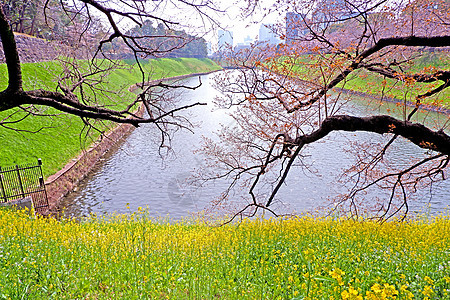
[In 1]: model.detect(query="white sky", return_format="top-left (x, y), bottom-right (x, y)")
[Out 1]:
top-left (83, 0), bottom-right (402, 47)
top-left (214, 2), bottom-right (282, 45)
top-left (81, 0), bottom-right (283, 47)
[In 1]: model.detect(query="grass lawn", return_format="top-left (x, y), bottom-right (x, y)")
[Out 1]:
top-left (0, 208), bottom-right (449, 299)
top-left (276, 52), bottom-right (450, 109)
top-left (0, 58), bottom-right (221, 177)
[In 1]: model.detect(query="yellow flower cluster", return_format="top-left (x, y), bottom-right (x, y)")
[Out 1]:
top-left (365, 283), bottom-right (399, 299)
top-left (0, 208), bottom-right (449, 299)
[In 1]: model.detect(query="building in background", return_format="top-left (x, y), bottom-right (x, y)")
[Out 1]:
top-left (286, 12), bottom-right (306, 45)
top-left (317, 0), bottom-right (357, 23)
top-left (218, 30), bottom-right (233, 52)
top-left (259, 24), bottom-right (279, 45)
top-left (286, 1), bottom-right (357, 45)
top-left (207, 41), bottom-right (212, 56)
top-left (243, 35), bottom-right (253, 45)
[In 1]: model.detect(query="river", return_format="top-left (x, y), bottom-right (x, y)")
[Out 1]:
top-left (60, 72), bottom-right (449, 219)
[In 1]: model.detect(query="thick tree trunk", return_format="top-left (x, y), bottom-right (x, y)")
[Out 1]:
top-left (0, 6), bottom-right (22, 92)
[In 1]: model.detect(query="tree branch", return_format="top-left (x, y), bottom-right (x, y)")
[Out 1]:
top-left (286, 35), bottom-right (450, 112)
top-left (298, 115), bottom-right (450, 155)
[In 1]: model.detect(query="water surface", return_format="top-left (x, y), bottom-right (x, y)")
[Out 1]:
top-left (61, 73), bottom-right (449, 219)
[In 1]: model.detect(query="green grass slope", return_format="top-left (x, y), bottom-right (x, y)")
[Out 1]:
top-left (283, 52), bottom-right (449, 108)
top-left (341, 52), bottom-right (450, 108)
top-left (0, 58), bottom-right (221, 177)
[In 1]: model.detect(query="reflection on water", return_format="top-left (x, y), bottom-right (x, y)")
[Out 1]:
top-left (60, 73), bottom-right (449, 219)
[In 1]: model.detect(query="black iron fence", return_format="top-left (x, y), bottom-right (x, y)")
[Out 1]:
top-left (0, 159), bottom-right (49, 213)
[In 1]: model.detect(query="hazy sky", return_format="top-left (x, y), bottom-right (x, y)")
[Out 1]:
top-left (224, 16), bottom-right (280, 45)
top-left (212, 0), bottom-right (282, 45)
top-left (84, 0), bottom-right (282, 46)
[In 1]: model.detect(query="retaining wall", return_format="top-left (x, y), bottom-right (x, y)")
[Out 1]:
top-left (1, 33), bottom-right (221, 214)
top-left (44, 106), bottom-right (145, 212)
top-left (44, 71), bottom-right (220, 214)
top-left (0, 33), bottom-right (88, 63)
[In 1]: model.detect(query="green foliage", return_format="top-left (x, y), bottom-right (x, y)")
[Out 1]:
top-left (0, 58), bottom-right (221, 177)
top-left (124, 20), bottom-right (208, 58)
top-left (0, 208), bottom-right (449, 299)
top-left (1, 0), bottom-right (70, 40)
top-left (1, 0), bottom-right (39, 35)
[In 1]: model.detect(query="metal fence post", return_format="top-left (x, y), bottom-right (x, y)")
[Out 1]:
top-left (37, 159), bottom-right (49, 207)
top-left (0, 167), bottom-right (6, 202)
top-left (0, 160), bottom-right (49, 213)
top-left (15, 164), bottom-right (26, 199)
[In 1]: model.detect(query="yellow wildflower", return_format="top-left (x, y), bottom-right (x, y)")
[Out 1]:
top-left (422, 285), bottom-right (434, 297)
top-left (341, 286), bottom-right (362, 300)
top-left (424, 276), bottom-right (434, 285)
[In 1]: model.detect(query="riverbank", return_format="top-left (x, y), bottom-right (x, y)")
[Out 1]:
top-left (0, 58), bottom-right (221, 177)
top-left (336, 86), bottom-right (450, 115)
top-left (45, 70), bottom-right (221, 212)
top-left (277, 52), bottom-right (449, 113)
top-left (1, 208), bottom-right (449, 298)
top-left (344, 57), bottom-right (449, 109)
top-left (0, 58), bottom-right (222, 211)
top-left (44, 105), bottom-right (145, 212)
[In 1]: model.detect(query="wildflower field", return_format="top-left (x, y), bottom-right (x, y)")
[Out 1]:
top-left (0, 208), bottom-right (449, 299)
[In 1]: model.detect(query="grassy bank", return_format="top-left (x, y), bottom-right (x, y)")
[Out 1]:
top-left (0, 58), bottom-right (221, 177)
top-left (282, 52), bottom-right (449, 109)
top-left (341, 52), bottom-right (450, 109)
top-left (0, 208), bottom-right (449, 299)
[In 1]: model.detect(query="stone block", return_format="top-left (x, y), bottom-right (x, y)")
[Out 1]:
top-left (0, 196), bottom-right (34, 212)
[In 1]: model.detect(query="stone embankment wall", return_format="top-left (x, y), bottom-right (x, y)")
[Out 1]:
top-left (1, 32), bottom-right (221, 214)
top-left (44, 71), bottom-right (220, 213)
top-left (0, 33), bottom-right (87, 63)
top-left (45, 105), bottom-right (146, 211)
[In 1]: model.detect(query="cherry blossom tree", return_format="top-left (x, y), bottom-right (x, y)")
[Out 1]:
top-left (205, 0), bottom-right (449, 220)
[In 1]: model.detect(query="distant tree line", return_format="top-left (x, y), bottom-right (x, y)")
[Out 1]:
top-left (1, 1), bottom-right (207, 58)
top-left (120, 20), bottom-right (207, 59)
top-left (1, 0), bottom-right (77, 40)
